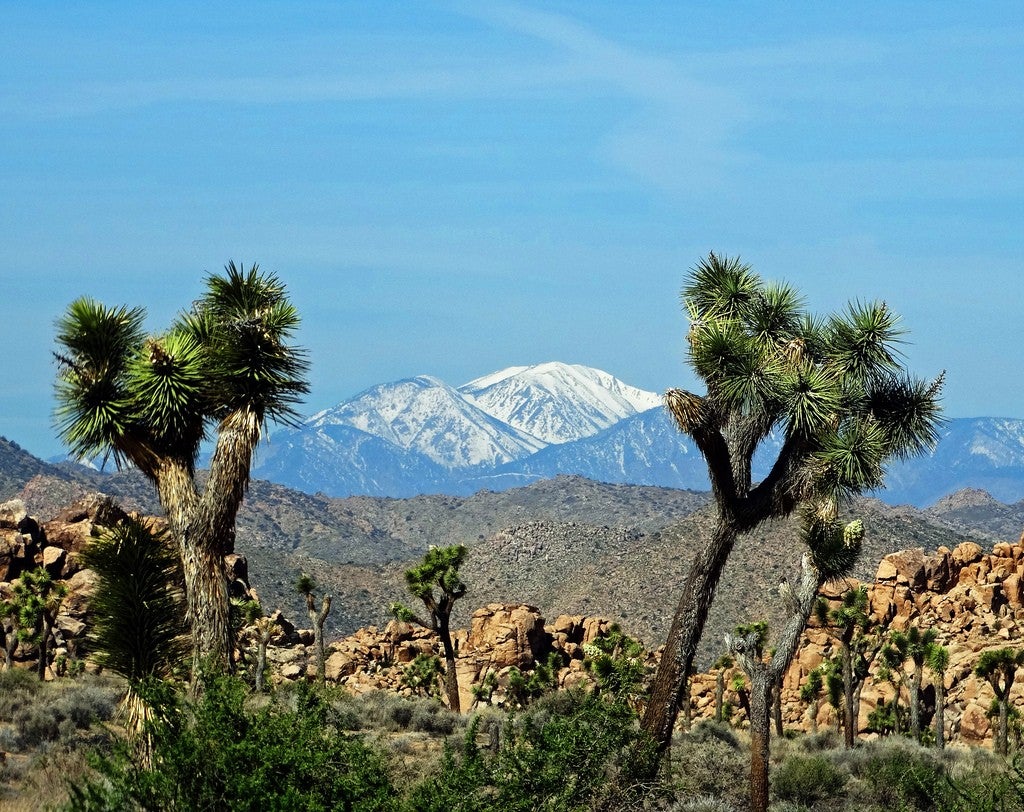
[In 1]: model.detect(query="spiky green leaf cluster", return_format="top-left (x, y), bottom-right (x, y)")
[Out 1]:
top-left (53, 262), bottom-right (309, 470)
top-left (79, 518), bottom-right (188, 683)
top-left (671, 252), bottom-right (944, 505)
top-left (404, 545), bottom-right (468, 603)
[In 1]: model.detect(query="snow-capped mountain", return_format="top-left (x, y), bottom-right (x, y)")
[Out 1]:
top-left (304, 375), bottom-right (543, 469)
top-left (248, 361), bottom-right (1024, 507)
top-left (459, 362), bottom-right (661, 445)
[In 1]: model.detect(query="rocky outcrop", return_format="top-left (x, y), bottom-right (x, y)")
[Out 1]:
top-left (761, 536), bottom-right (1024, 746)
top-left (0, 495), bottom-right (253, 679)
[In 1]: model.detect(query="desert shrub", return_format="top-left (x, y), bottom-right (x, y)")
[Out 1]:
top-left (794, 729), bottom-right (841, 753)
top-left (408, 698), bottom-right (458, 735)
top-left (0, 667), bottom-right (41, 720)
top-left (9, 679), bottom-right (119, 749)
top-left (672, 735), bottom-right (748, 809)
top-left (668, 796), bottom-right (737, 812)
top-left (63, 674), bottom-right (396, 811)
top-left (684, 718), bottom-right (740, 749)
top-left (340, 690), bottom-right (460, 735)
top-left (771, 754), bottom-right (847, 807)
top-left (405, 690), bottom-right (650, 812)
top-left (840, 739), bottom-right (947, 810)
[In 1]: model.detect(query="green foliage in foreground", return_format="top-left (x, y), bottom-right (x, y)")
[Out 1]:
top-left (404, 689), bottom-right (655, 812)
top-left (63, 675), bottom-right (395, 812)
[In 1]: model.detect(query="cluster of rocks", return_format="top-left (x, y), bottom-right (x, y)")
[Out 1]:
top-left (0, 495), bottom-right (108, 672)
top-left (7, 492), bottom-right (1024, 748)
top-left (253, 602), bottom-right (624, 711)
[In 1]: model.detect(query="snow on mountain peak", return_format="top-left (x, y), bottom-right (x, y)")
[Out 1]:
top-left (459, 361), bottom-right (662, 445)
top-left (305, 375), bottom-right (542, 469)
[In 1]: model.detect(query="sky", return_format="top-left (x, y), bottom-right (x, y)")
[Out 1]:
top-left (2, 2), bottom-right (1022, 460)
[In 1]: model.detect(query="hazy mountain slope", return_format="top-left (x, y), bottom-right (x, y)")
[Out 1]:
top-left (459, 362), bottom-right (661, 444)
top-left (924, 487), bottom-right (1024, 542)
top-left (881, 418), bottom-right (1024, 506)
top-left (1, 440), bottom-right (1005, 660)
top-left (253, 422), bottom-right (452, 498)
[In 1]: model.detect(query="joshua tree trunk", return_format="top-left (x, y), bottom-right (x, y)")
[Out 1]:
top-left (808, 698), bottom-right (820, 733)
top-left (36, 614), bottom-right (52, 680)
top-left (998, 699), bottom-right (1010, 755)
top-left (715, 669), bottom-right (726, 722)
top-left (306, 593), bottom-right (332, 684)
top-left (643, 522), bottom-right (738, 757)
top-left (773, 680), bottom-right (784, 737)
top-left (934, 678), bottom-right (945, 749)
top-left (179, 535), bottom-right (233, 678)
top-left (842, 642), bottom-right (856, 748)
top-left (681, 672), bottom-right (692, 731)
top-left (730, 552), bottom-right (825, 812)
top-left (438, 617), bottom-right (461, 713)
top-left (909, 665), bottom-right (923, 740)
top-left (748, 673), bottom-right (772, 812)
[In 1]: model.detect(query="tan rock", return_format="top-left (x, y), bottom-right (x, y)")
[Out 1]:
top-left (959, 702), bottom-right (991, 744)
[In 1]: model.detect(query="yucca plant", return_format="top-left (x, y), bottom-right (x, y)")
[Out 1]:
top-left (640, 253), bottom-right (943, 774)
top-left (54, 262), bottom-right (308, 676)
top-left (80, 517), bottom-right (188, 761)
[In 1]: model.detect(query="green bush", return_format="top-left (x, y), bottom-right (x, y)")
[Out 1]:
top-left (844, 741), bottom-right (947, 811)
top-left (405, 690), bottom-right (650, 812)
top-left (771, 754), bottom-right (847, 807)
top-left (64, 674), bottom-right (396, 812)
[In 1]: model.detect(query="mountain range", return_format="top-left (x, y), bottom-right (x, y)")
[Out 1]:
top-left (250, 361), bottom-right (1024, 508)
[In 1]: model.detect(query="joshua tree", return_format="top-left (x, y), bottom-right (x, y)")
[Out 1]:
top-left (54, 263), bottom-right (308, 677)
top-left (80, 518), bottom-right (188, 758)
top-left (712, 653), bottom-right (734, 723)
top-left (390, 545), bottom-right (467, 712)
top-left (815, 584), bottom-right (881, 748)
top-left (927, 642), bottom-right (950, 749)
top-left (297, 574), bottom-right (332, 684)
top-left (727, 513), bottom-right (864, 812)
top-left (879, 625), bottom-right (938, 740)
top-left (236, 599), bottom-right (277, 693)
top-left (974, 647), bottom-right (1024, 755)
top-left (639, 253), bottom-right (943, 767)
top-left (12, 568), bottom-right (68, 681)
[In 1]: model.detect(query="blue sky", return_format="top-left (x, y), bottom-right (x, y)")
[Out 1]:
top-left (3, 2), bottom-right (1022, 459)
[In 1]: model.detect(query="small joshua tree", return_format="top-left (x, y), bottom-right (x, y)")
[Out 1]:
top-left (390, 545), bottom-right (467, 712)
top-left (927, 642), bottom-right (950, 749)
top-left (297, 574), bottom-right (331, 684)
top-left (878, 624), bottom-right (937, 740)
top-left (236, 599), bottom-right (277, 693)
top-left (712, 653), bottom-right (734, 723)
top-left (800, 666), bottom-right (825, 733)
top-left (815, 583), bottom-right (881, 748)
top-left (12, 568), bottom-right (68, 681)
top-left (975, 647), bottom-right (1024, 755)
